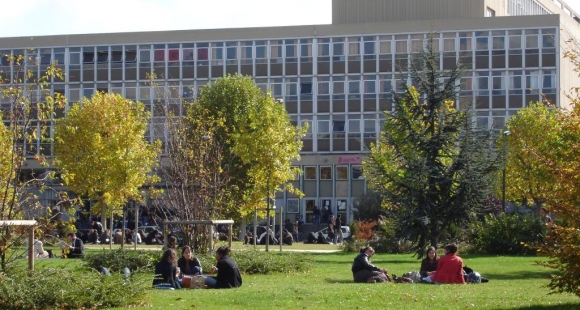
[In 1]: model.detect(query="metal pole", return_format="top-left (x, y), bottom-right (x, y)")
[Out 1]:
top-left (502, 130), bottom-right (510, 211)
top-left (28, 227), bottom-right (34, 271)
top-left (110, 210), bottom-right (113, 249)
top-left (279, 206), bottom-right (283, 252)
top-left (134, 204), bottom-right (139, 250)
top-left (266, 194), bottom-right (270, 252)
top-left (253, 207), bottom-right (257, 249)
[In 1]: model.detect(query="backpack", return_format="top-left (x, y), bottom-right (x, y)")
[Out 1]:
top-left (402, 271), bottom-right (422, 283)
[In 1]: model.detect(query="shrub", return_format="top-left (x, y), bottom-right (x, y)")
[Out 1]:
top-left (83, 248), bottom-right (157, 272)
top-left (197, 249), bottom-right (312, 274)
top-left (0, 268), bottom-right (147, 310)
top-left (467, 213), bottom-right (546, 255)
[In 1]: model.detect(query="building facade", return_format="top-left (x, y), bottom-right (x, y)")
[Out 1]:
top-left (1, 0), bottom-right (579, 224)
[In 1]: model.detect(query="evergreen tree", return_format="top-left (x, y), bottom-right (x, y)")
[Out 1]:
top-left (364, 38), bottom-right (500, 256)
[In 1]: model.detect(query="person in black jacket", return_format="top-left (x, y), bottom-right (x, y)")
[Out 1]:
top-left (204, 246), bottom-right (242, 289)
top-left (420, 246), bottom-right (439, 280)
top-left (153, 249), bottom-right (181, 289)
top-left (67, 232), bottom-right (85, 258)
top-left (351, 246), bottom-right (390, 283)
top-left (177, 246), bottom-right (202, 276)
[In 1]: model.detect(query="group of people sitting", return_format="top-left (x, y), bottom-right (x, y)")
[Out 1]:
top-left (352, 243), bottom-right (487, 284)
top-left (153, 246), bottom-right (243, 289)
top-left (243, 229), bottom-right (294, 246)
top-left (304, 231), bottom-right (329, 244)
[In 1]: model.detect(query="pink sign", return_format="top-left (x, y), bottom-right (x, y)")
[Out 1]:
top-left (338, 156), bottom-right (362, 164)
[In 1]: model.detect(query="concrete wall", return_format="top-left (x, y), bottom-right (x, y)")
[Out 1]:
top-left (332, 0), bottom-right (487, 24)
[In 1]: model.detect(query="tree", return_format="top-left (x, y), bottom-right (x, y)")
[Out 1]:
top-left (502, 102), bottom-right (561, 214)
top-left (0, 52), bottom-right (68, 269)
top-left (364, 39), bottom-right (500, 256)
top-left (54, 92), bottom-right (160, 227)
top-left (155, 75), bottom-right (304, 253)
top-left (532, 100), bottom-right (580, 298)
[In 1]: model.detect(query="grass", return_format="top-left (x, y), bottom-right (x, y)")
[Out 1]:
top-left (21, 242), bottom-right (580, 310)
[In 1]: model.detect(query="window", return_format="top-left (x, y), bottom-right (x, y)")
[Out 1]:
top-left (111, 51), bottom-right (123, 62)
top-left (336, 166), bottom-right (348, 180)
top-left (525, 70), bottom-right (539, 92)
top-left (508, 71), bottom-right (523, 94)
top-left (97, 51), bottom-right (109, 63)
top-left (364, 76), bottom-right (376, 94)
top-left (333, 119), bottom-right (345, 132)
top-left (125, 49), bottom-right (137, 63)
top-left (304, 167), bottom-right (317, 180)
top-left (318, 40), bottom-right (330, 61)
top-left (183, 49), bottom-right (194, 61)
top-left (286, 83), bottom-right (297, 97)
top-left (486, 7), bottom-right (496, 17)
top-left (492, 71), bottom-right (506, 95)
top-left (154, 50), bottom-right (164, 62)
top-left (352, 166), bottom-right (363, 179)
top-left (333, 41), bottom-right (344, 61)
top-left (301, 82), bottom-right (312, 94)
top-left (83, 51), bottom-right (95, 64)
top-left (271, 83), bottom-right (282, 97)
top-left (318, 80), bottom-right (329, 95)
top-left (139, 50), bottom-right (150, 63)
top-left (320, 166), bottom-right (332, 180)
top-left (168, 49), bottom-right (179, 61)
top-left (348, 77), bottom-right (360, 94)
top-left (197, 47), bottom-right (208, 61)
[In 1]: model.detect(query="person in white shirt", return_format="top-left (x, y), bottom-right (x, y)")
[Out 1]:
top-left (24, 239), bottom-right (49, 259)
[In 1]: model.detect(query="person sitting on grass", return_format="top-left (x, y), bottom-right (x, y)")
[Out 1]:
top-left (317, 232), bottom-right (328, 244)
top-left (420, 246), bottom-right (439, 281)
top-left (24, 238), bottom-right (50, 259)
top-left (153, 249), bottom-right (181, 289)
top-left (178, 246), bottom-right (202, 276)
top-left (425, 243), bottom-right (465, 284)
top-left (281, 229), bottom-right (294, 245)
top-left (352, 246), bottom-right (390, 283)
top-left (66, 232), bottom-right (85, 258)
top-left (305, 232), bottom-right (317, 244)
top-left (204, 246), bottom-right (243, 289)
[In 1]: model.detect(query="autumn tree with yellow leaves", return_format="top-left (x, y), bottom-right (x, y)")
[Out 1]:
top-left (154, 75), bottom-right (304, 253)
top-left (54, 92), bottom-right (160, 228)
top-left (0, 51), bottom-right (67, 269)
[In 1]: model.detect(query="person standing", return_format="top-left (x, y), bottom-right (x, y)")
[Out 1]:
top-left (204, 246), bottom-right (243, 289)
top-left (297, 215), bottom-right (305, 241)
top-left (91, 220), bottom-right (103, 236)
top-left (313, 206), bottom-right (320, 226)
top-left (67, 232), bottom-right (85, 258)
top-left (335, 214), bottom-right (343, 244)
top-left (540, 207), bottom-right (553, 225)
top-left (327, 215), bottom-right (336, 243)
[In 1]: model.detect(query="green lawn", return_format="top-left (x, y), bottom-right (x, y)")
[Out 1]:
top-left (29, 243), bottom-right (580, 310)
top-left (111, 251), bottom-right (579, 309)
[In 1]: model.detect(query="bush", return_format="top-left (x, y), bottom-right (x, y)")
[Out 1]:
top-left (83, 248), bottom-right (157, 272)
top-left (197, 249), bottom-right (312, 274)
top-left (0, 268), bottom-right (147, 310)
top-left (467, 213), bottom-right (546, 255)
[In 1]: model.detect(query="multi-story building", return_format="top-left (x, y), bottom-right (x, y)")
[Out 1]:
top-left (1, 0), bottom-right (579, 224)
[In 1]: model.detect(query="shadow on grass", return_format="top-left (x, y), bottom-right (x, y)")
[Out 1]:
top-left (324, 278), bottom-right (356, 284)
top-left (484, 270), bottom-right (550, 280)
top-left (508, 304), bottom-right (580, 310)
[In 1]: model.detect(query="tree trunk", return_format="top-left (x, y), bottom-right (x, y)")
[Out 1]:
top-left (101, 206), bottom-right (107, 231)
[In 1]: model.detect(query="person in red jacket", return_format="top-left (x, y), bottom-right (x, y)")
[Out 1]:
top-left (428, 243), bottom-right (465, 284)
